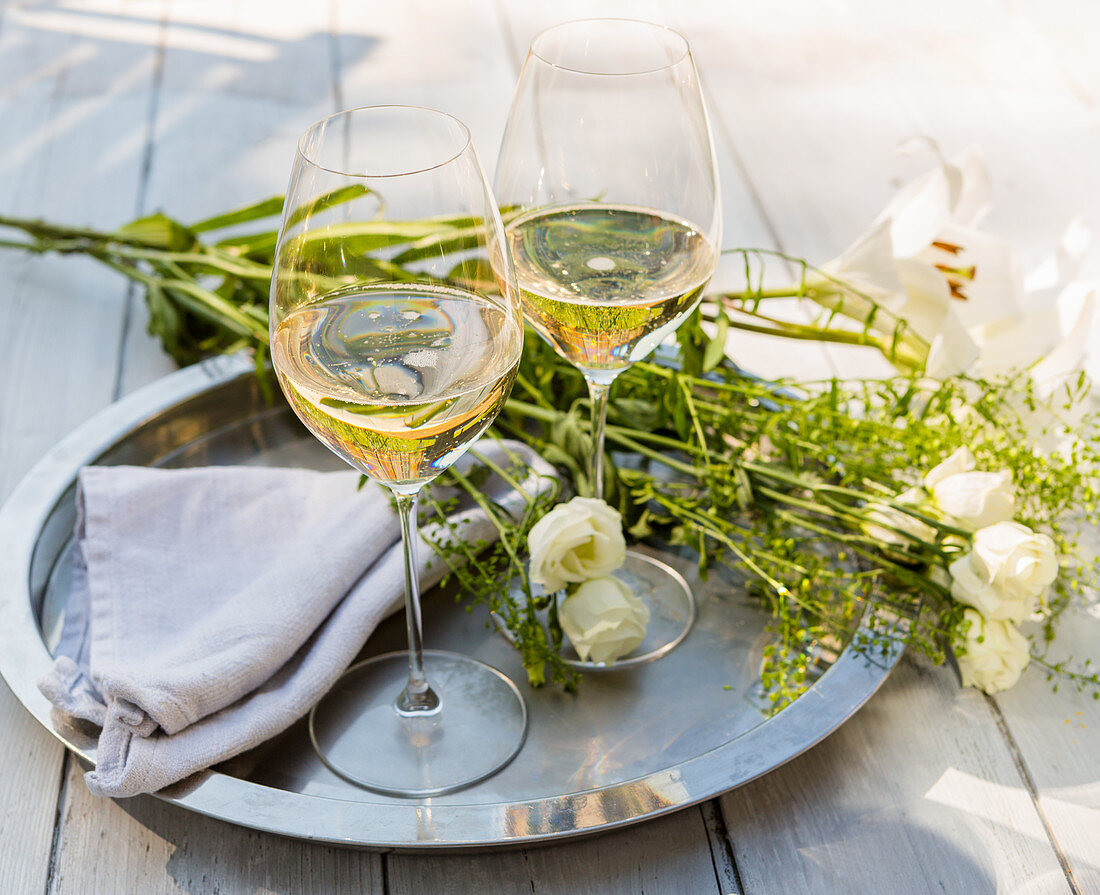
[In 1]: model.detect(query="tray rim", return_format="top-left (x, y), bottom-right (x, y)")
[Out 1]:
top-left (0, 353), bottom-right (906, 851)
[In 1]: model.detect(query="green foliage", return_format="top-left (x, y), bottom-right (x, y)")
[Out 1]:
top-left (3, 205), bottom-right (1098, 702)
top-left (420, 444), bottom-right (572, 689)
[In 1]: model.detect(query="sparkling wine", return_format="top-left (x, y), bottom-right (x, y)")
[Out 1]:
top-left (272, 283), bottom-right (521, 489)
top-left (505, 204), bottom-right (716, 376)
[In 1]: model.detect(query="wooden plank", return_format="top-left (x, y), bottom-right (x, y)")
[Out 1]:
top-left (993, 600), bottom-right (1100, 893)
top-left (52, 761), bottom-right (383, 895)
top-left (335, 0), bottom-right (516, 175)
top-left (672, 4), bottom-right (949, 381)
top-left (722, 653), bottom-right (1072, 894)
top-left (0, 2), bottom-right (167, 892)
top-left (524, 807), bottom-right (724, 894)
top-left (116, 0), bottom-right (342, 396)
top-left (701, 799), bottom-right (743, 895)
top-left (796, 7), bottom-right (1100, 890)
top-left (685, 0), bottom-right (1100, 278)
top-left (41, 0), bottom-right (381, 888)
top-left (853, 0), bottom-right (1100, 278)
top-left (696, 5), bottom-right (1096, 891)
top-left (388, 807), bottom-right (726, 895)
top-left (0, 686), bottom-right (64, 895)
top-left (0, 4), bottom-right (156, 491)
top-left (674, 7), bottom-right (913, 263)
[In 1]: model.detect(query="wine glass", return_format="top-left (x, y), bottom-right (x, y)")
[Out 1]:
top-left (495, 19), bottom-right (722, 664)
top-left (270, 105), bottom-right (526, 796)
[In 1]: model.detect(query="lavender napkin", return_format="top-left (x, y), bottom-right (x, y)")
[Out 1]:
top-left (38, 441), bottom-right (554, 798)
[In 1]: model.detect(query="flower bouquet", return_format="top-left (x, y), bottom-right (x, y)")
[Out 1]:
top-left (2, 144), bottom-right (1097, 705)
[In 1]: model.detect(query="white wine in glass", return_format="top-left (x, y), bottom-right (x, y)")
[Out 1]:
top-left (273, 283), bottom-right (521, 492)
top-left (496, 20), bottom-right (722, 666)
top-left (271, 105), bottom-right (526, 796)
top-left (506, 203), bottom-right (716, 382)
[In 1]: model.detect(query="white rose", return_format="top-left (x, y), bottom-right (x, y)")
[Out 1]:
top-left (863, 486), bottom-right (936, 546)
top-left (948, 522), bottom-right (1058, 622)
top-left (948, 553), bottom-right (1035, 622)
top-left (924, 447), bottom-right (976, 489)
top-left (955, 609), bottom-right (1030, 694)
top-left (528, 497), bottom-right (626, 593)
top-left (931, 470), bottom-right (1016, 529)
top-left (923, 447), bottom-right (1015, 529)
top-left (559, 577), bottom-right (650, 664)
top-left (972, 521), bottom-right (1058, 601)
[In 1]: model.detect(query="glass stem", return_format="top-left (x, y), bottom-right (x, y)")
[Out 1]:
top-left (392, 488), bottom-right (440, 715)
top-left (585, 377), bottom-right (613, 500)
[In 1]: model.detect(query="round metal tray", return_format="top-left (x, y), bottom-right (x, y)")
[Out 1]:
top-left (0, 353), bottom-right (904, 851)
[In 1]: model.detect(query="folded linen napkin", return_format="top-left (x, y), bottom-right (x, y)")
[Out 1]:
top-left (38, 441), bottom-right (554, 798)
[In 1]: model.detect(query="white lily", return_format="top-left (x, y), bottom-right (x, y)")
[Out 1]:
top-left (810, 218), bottom-right (977, 377)
top-left (806, 143), bottom-right (1020, 377)
top-left (806, 141), bottom-right (1097, 384)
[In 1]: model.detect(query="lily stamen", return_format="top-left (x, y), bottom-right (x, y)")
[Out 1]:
top-left (934, 263), bottom-right (977, 281)
top-left (931, 240), bottom-right (963, 254)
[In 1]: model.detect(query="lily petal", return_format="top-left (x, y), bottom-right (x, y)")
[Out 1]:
top-left (924, 313), bottom-right (980, 379)
top-left (876, 163), bottom-right (953, 259)
top-left (943, 146), bottom-right (994, 229)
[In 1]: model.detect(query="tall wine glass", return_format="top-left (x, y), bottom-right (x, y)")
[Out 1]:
top-left (497, 17), bottom-right (721, 664)
top-left (495, 19), bottom-right (722, 663)
top-left (270, 106), bottom-right (526, 796)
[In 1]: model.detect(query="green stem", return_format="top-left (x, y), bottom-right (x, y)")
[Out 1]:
top-left (648, 492), bottom-right (787, 594)
top-left (604, 425), bottom-right (708, 458)
top-left (0, 214), bottom-right (148, 246)
top-left (109, 244), bottom-right (272, 279)
top-left (93, 254), bottom-right (267, 342)
top-left (714, 287), bottom-right (802, 301)
top-left (512, 372), bottom-right (556, 409)
top-left (604, 429), bottom-right (698, 476)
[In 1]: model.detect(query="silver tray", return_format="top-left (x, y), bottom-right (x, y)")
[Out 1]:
top-left (0, 353), bottom-right (904, 851)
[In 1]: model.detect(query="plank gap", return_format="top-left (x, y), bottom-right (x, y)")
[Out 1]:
top-left (112, 283), bottom-right (138, 403)
top-left (113, 0), bottom-right (168, 402)
top-left (521, 848), bottom-right (535, 894)
top-left (986, 694), bottom-right (1083, 895)
top-left (700, 799), bottom-right (744, 895)
top-left (492, 0), bottom-right (524, 77)
top-left (43, 751), bottom-right (72, 895)
top-left (380, 849), bottom-right (391, 895)
top-left (327, 0), bottom-right (344, 114)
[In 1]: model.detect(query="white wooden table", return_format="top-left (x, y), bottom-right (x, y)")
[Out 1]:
top-left (2, 1), bottom-right (1098, 892)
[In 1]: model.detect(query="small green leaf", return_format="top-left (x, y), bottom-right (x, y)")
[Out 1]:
top-left (285, 184), bottom-right (375, 229)
top-left (190, 195), bottom-right (284, 233)
top-left (703, 310), bottom-right (730, 372)
top-left (391, 224), bottom-right (483, 264)
top-left (115, 213), bottom-right (196, 251)
top-left (217, 229), bottom-right (278, 257)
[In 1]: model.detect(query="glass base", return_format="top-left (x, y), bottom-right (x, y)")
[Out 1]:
top-left (309, 650), bottom-right (527, 797)
top-left (500, 550), bottom-right (696, 670)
